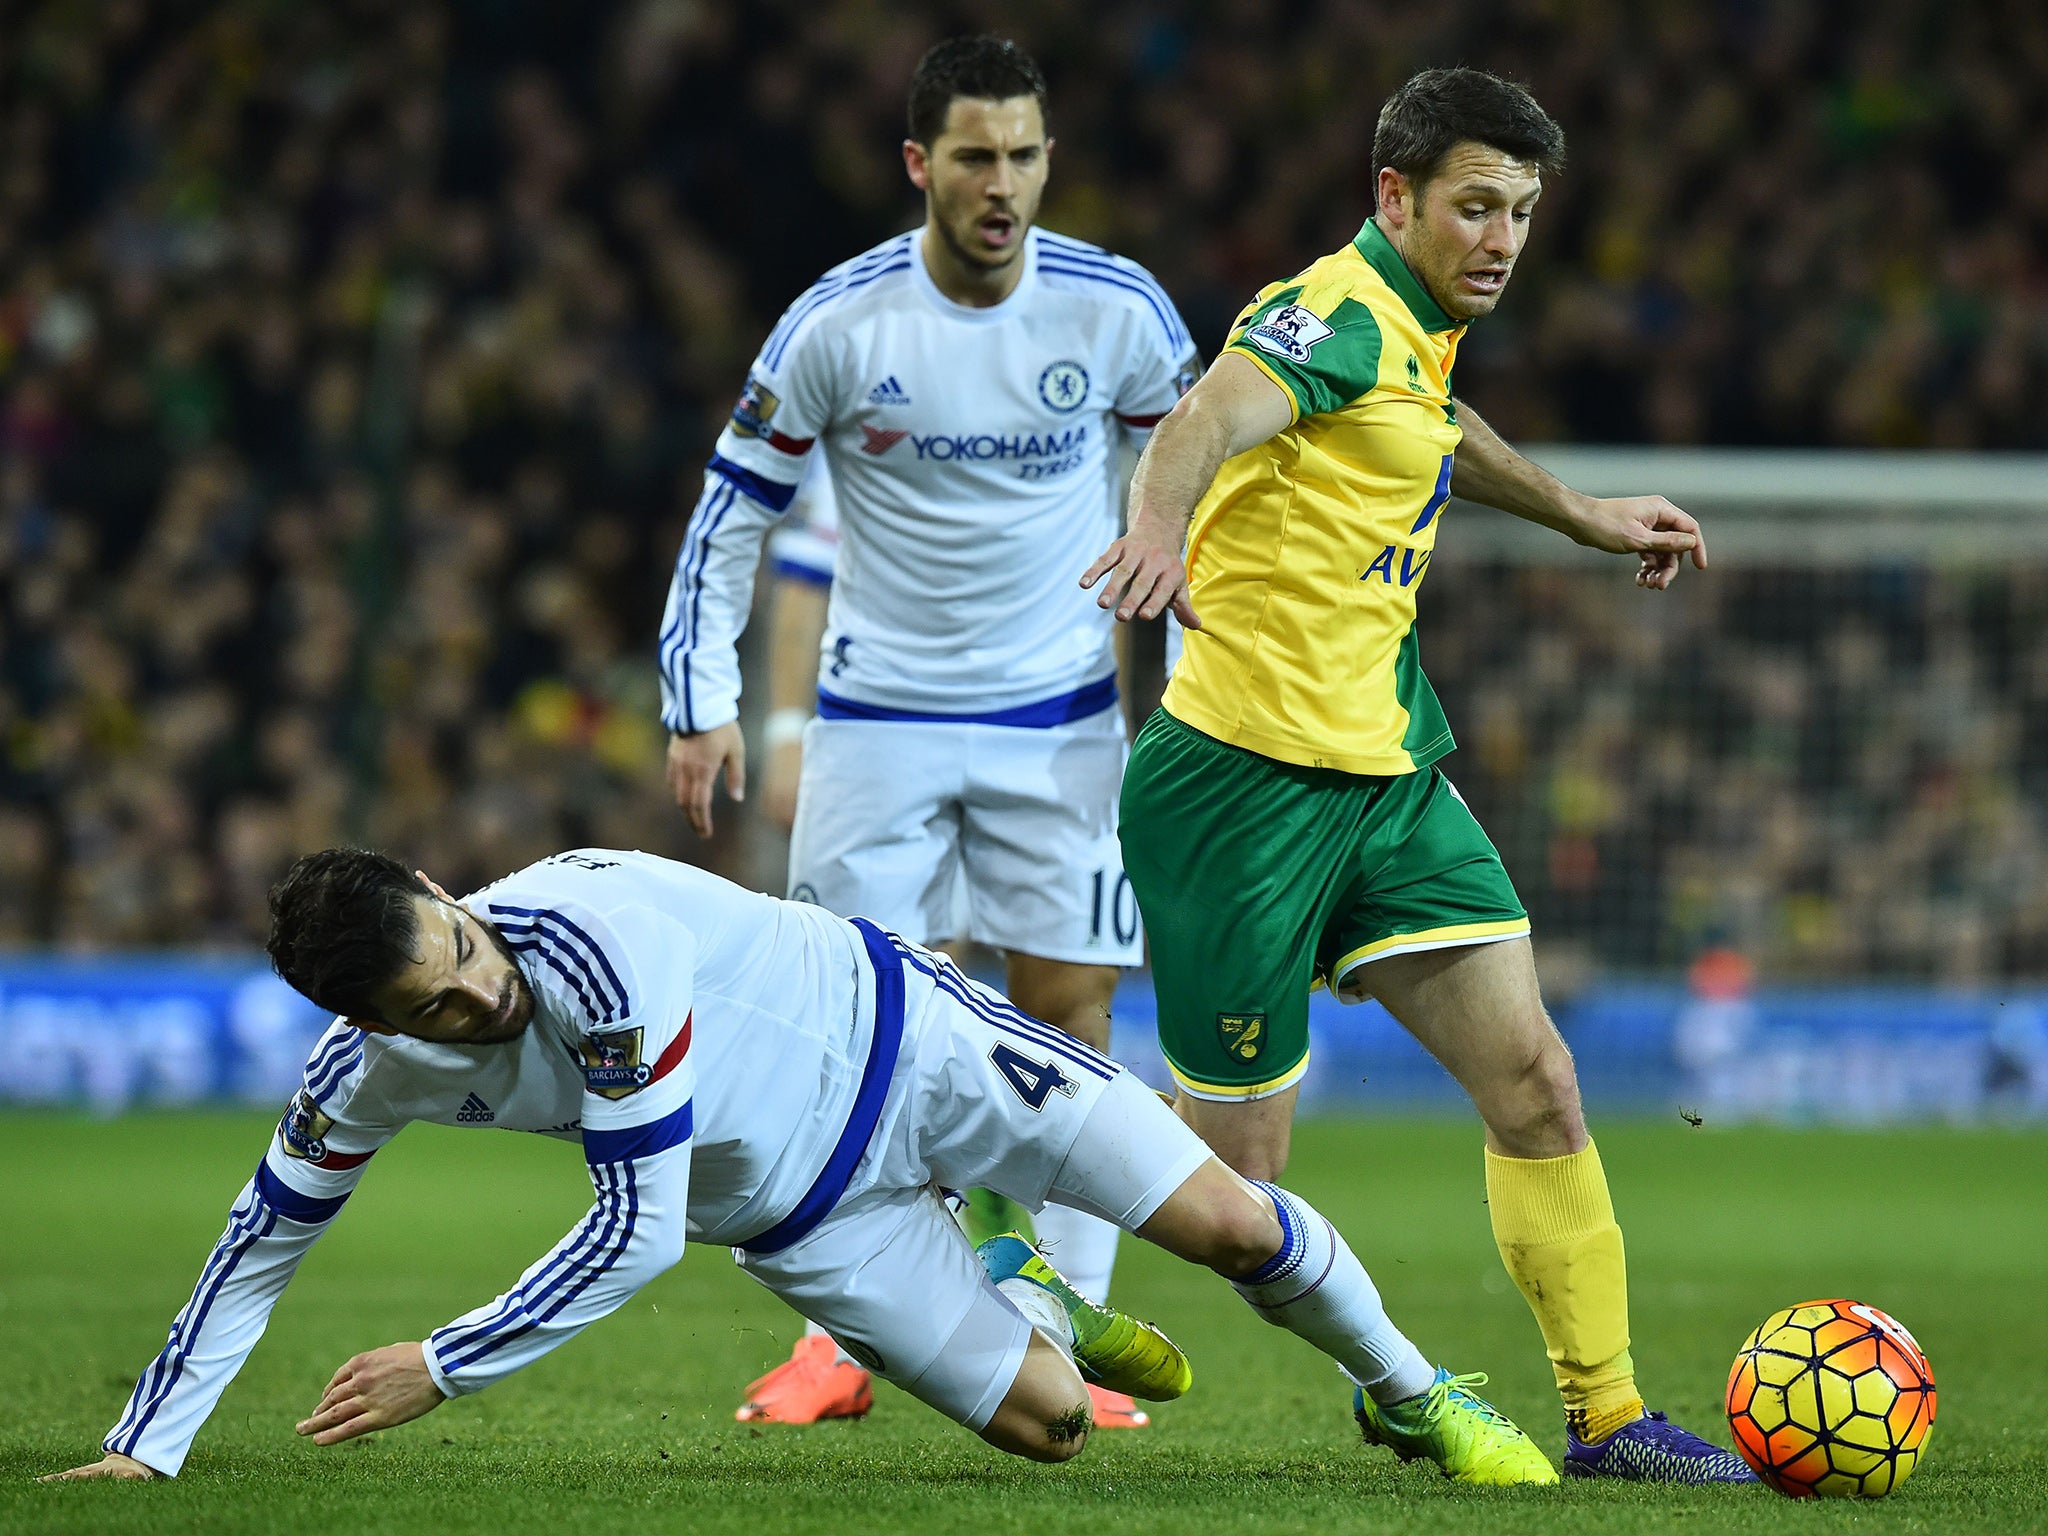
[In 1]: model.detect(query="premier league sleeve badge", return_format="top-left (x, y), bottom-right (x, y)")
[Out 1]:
top-left (577, 1029), bottom-right (653, 1099)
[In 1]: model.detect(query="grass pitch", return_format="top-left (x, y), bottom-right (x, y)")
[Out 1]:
top-left (2, 1112), bottom-right (2043, 1536)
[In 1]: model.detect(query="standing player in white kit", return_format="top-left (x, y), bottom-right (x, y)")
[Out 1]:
top-left (658, 37), bottom-right (1200, 1428)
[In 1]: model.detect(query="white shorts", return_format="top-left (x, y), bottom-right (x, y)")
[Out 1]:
top-left (787, 708), bottom-right (1143, 967)
top-left (735, 941), bottom-right (1211, 1429)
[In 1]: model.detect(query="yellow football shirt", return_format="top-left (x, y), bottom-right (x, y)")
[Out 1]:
top-left (1163, 218), bottom-right (1465, 775)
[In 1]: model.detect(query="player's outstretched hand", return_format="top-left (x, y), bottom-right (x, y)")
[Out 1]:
top-left (297, 1341), bottom-right (447, 1447)
top-left (1081, 517), bottom-right (1201, 628)
top-left (666, 720), bottom-right (746, 838)
top-left (38, 1451), bottom-right (157, 1482)
top-left (1571, 495), bottom-right (1709, 590)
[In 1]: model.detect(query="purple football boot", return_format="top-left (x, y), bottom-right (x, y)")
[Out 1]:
top-left (1564, 1411), bottom-right (1760, 1483)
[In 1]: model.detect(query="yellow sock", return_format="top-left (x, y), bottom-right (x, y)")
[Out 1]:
top-left (1485, 1139), bottom-right (1644, 1443)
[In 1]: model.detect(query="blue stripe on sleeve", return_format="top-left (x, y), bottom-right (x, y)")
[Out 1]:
top-left (658, 479), bottom-right (737, 733)
top-left (429, 1174), bottom-right (620, 1363)
top-left (707, 454), bottom-right (798, 513)
top-left (583, 1100), bottom-right (694, 1166)
top-left (437, 1164), bottom-right (640, 1372)
top-left (487, 907), bottom-right (630, 1024)
top-left (254, 1160), bottom-right (352, 1225)
top-left (108, 1194), bottom-right (278, 1453)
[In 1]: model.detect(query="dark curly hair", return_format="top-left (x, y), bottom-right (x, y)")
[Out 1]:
top-left (1373, 67), bottom-right (1566, 199)
top-left (907, 35), bottom-right (1047, 146)
top-left (267, 848), bottom-right (432, 1021)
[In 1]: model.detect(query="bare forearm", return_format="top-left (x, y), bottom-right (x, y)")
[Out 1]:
top-left (1126, 393), bottom-right (1237, 542)
top-left (1084, 353), bottom-right (1296, 627)
top-left (767, 578), bottom-right (829, 713)
top-left (1449, 405), bottom-right (1593, 537)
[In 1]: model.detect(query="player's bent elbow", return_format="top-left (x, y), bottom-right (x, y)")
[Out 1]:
top-left (621, 1207), bottom-right (689, 1280)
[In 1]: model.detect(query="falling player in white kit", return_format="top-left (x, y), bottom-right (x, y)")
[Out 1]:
top-left (657, 37), bottom-right (1200, 1426)
top-left (44, 847), bottom-right (1554, 1483)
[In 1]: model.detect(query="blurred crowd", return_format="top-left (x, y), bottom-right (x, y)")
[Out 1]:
top-left (1, 0), bottom-right (2046, 976)
top-left (1428, 564), bottom-right (2048, 985)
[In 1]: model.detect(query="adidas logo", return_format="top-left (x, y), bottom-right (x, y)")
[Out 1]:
top-left (866, 375), bottom-right (910, 406)
top-left (455, 1092), bottom-right (495, 1125)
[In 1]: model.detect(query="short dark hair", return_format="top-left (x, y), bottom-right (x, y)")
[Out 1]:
top-left (907, 35), bottom-right (1047, 146)
top-left (1372, 68), bottom-right (1565, 199)
top-left (267, 848), bottom-right (432, 1020)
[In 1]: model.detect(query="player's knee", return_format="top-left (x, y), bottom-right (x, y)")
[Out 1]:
top-left (1032, 1404), bottom-right (1092, 1462)
top-left (983, 1391), bottom-right (1092, 1463)
top-left (984, 1332), bottom-right (1092, 1462)
top-left (1486, 1031), bottom-right (1585, 1150)
top-left (1200, 1186), bottom-right (1287, 1277)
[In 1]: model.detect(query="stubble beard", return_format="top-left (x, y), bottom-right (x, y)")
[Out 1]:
top-left (934, 196), bottom-right (1029, 277)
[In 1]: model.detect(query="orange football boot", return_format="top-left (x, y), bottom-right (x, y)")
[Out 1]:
top-left (1087, 1384), bottom-right (1151, 1429)
top-left (734, 1334), bottom-right (874, 1424)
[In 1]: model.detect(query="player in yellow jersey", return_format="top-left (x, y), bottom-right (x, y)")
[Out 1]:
top-left (1083, 68), bottom-right (1754, 1485)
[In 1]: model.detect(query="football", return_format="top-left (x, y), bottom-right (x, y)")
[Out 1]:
top-left (1725, 1299), bottom-right (1937, 1497)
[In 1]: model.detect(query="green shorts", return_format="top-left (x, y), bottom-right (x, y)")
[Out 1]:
top-left (1120, 708), bottom-right (1528, 1100)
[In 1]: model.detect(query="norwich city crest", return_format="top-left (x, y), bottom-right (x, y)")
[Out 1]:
top-left (1217, 1013), bottom-right (1266, 1062)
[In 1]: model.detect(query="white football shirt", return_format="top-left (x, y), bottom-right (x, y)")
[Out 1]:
top-left (100, 850), bottom-right (892, 1475)
top-left (659, 227), bottom-right (1199, 730)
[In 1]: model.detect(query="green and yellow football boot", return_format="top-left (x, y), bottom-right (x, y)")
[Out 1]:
top-left (1355, 1368), bottom-right (1559, 1486)
top-left (976, 1233), bottom-right (1192, 1402)
top-left (955, 1187), bottom-right (1035, 1250)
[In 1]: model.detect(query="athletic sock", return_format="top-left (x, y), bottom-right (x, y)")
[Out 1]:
top-left (800, 1319), bottom-right (862, 1369)
top-left (1485, 1140), bottom-right (1644, 1442)
top-left (997, 1279), bottom-right (1077, 1358)
top-left (1229, 1182), bottom-right (1436, 1406)
top-left (1032, 1203), bottom-right (1120, 1305)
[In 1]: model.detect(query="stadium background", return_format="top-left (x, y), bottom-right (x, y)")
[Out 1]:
top-left (3, 0), bottom-right (2047, 1125)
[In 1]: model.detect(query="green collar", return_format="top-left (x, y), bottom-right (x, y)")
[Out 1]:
top-left (1353, 217), bottom-right (1461, 333)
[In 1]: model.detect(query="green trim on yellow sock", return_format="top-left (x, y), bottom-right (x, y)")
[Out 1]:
top-left (1485, 1139), bottom-right (1641, 1422)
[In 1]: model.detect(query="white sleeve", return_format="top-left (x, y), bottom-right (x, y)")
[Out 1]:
top-left (766, 453), bottom-right (839, 589)
top-left (1109, 262), bottom-right (1201, 450)
top-left (102, 1027), bottom-right (398, 1476)
top-left (422, 907), bottom-right (698, 1396)
top-left (658, 314), bottom-right (839, 734)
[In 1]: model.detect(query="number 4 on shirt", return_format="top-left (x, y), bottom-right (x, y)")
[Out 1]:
top-left (989, 1042), bottom-right (1078, 1111)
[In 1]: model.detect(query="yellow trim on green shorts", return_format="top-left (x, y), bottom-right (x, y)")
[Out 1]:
top-left (1166, 1049), bottom-right (1313, 1103)
top-left (1327, 918), bottom-right (1531, 983)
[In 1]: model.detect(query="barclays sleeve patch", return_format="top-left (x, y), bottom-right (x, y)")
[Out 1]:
top-left (730, 374), bottom-right (782, 439)
top-left (1244, 304), bottom-right (1334, 365)
top-left (577, 1028), bottom-right (653, 1099)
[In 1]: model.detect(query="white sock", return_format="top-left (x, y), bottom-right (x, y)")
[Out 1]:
top-left (997, 1278), bottom-right (1076, 1357)
top-left (1229, 1181), bottom-right (1436, 1406)
top-left (801, 1318), bottom-right (860, 1368)
top-left (1032, 1203), bottom-right (1120, 1305)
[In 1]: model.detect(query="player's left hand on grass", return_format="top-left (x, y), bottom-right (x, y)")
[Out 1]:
top-left (1569, 495), bottom-right (1708, 590)
top-left (38, 1451), bottom-right (158, 1482)
top-left (296, 1341), bottom-right (447, 1446)
top-left (1081, 515), bottom-right (1200, 628)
